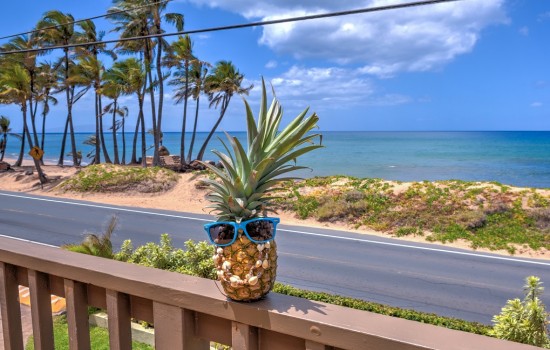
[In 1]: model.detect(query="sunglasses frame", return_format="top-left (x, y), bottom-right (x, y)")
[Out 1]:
top-left (204, 217), bottom-right (280, 247)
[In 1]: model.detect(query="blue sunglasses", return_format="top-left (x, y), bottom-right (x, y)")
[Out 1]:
top-left (204, 217), bottom-right (280, 247)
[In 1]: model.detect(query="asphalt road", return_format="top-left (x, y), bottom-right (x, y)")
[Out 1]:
top-left (1, 190), bottom-right (549, 324)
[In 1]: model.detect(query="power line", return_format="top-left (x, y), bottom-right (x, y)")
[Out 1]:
top-left (0, 0), bottom-right (171, 41)
top-left (0, 0), bottom-right (461, 56)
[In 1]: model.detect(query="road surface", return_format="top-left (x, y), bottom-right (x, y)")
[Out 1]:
top-left (1, 190), bottom-right (549, 324)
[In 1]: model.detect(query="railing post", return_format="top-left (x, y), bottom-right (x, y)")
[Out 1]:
top-left (28, 269), bottom-right (54, 350)
top-left (232, 321), bottom-right (259, 350)
top-left (106, 289), bottom-right (132, 350)
top-left (153, 302), bottom-right (209, 350)
top-left (64, 279), bottom-right (90, 350)
top-left (0, 262), bottom-right (24, 350)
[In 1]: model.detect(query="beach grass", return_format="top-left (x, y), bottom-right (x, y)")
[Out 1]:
top-left (59, 164), bottom-right (178, 193)
top-left (277, 176), bottom-right (550, 254)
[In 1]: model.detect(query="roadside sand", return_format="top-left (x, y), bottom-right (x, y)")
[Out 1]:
top-left (1, 158), bottom-right (548, 260)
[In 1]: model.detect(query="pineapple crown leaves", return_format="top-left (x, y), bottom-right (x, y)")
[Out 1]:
top-left (201, 78), bottom-right (322, 222)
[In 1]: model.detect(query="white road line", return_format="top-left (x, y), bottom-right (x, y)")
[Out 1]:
top-left (1, 192), bottom-right (549, 267)
top-left (0, 234), bottom-right (58, 248)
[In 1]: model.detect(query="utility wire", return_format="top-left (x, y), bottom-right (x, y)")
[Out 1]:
top-left (0, 0), bottom-right (461, 56)
top-left (0, 0), bottom-right (171, 41)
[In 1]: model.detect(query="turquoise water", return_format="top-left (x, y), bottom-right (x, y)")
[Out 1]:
top-left (3, 131), bottom-right (550, 188)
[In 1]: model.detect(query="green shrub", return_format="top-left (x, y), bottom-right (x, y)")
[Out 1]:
top-left (293, 195), bottom-right (319, 219)
top-left (490, 276), bottom-right (550, 348)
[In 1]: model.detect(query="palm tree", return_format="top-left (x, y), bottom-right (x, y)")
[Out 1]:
top-left (69, 54), bottom-right (110, 164)
top-left (109, 0), bottom-right (183, 166)
top-left (186, 61), bottom-right (208, 163)
top-left (35, 61), bottom-right (59, 153)
top-left (102, 72), bottom-right (129, 164)
top-left (107, 58), bottom-right (147, 166)
top-left (196, 61), bottom-right (252, 161)
top-left (166, 35), bottom-right (195, 165)
top-left (0, 116), bottom-right (22, 162)
top-left (37, 10), bottom-right (79, 166)
top-left (0, 64), bottom-right (47, 183)
top-left (1, 35), bottom-right (43, 149)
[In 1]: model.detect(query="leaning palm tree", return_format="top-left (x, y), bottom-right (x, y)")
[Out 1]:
top-left (196, 61), bottom-right (252, 161)
top-left (0, 64), bottom-right (47, 183)
top-left (37, 10), bottom-right (79, 166)
top-left (166, 35), bottom-right (195, 166)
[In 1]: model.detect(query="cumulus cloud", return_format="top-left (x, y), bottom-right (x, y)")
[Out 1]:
top-left (186, 0), bottom-right (507, 77)
top-left (246, 65), bottom-right (410, 111)
top-left (531, 102), bottom-right (543, 108)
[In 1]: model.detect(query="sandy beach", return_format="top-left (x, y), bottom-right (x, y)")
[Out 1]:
top-left (1, 158), bottom-right (549, 260)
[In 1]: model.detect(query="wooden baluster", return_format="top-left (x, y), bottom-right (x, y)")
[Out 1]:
top-left (153, 302), bottom-right (209, 350)
top-left (232, 321), bottom-right (259, 350)
top-left (306, 340), bottom-right (334, 350)
top-left (0, 262), bottom-right (24, 350)
top-left (64, 279), bottom-right (90, 350)
top-left (106, 289), bottom-right (132, 350)
top-left (28, 270), bottom-right (54, 350)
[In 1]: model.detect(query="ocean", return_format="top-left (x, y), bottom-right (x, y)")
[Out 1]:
top-left (3, 131), bottom-right (550, 188)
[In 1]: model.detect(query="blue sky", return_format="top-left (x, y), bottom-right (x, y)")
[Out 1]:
top-left (0, 0), bottom-right (548, 132)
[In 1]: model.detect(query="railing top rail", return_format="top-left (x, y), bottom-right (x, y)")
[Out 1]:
top-left (0, 235), bottom-right (539, 349)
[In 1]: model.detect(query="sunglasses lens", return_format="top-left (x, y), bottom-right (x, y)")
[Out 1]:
top-left (245, 220), bottom-right (274, 242)
top-left (209, 224), bottom-right (235, 245)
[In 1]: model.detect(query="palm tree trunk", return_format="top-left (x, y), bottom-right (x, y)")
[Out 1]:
top-left (131, 113), bottom-right (140, 164)
top-left (139, 98), bottom-right (146, 168)
top-left (68, 89), bottom-right (78, 166)
top-left (15, 128), bottom-right (25, 166)
top-left (112, 99), bottom-right (120, 164)
top-left (144, 39), bottom-right (159, 166)
top-left (57, 113), bottom-right (69, 166)
top-left (187, 95), bottom-right (200, 163)
top-left (196, 96), bottom-right (231, 161)
top-left (0, 134), bottom-right (7, 162)
top-left (29, 75), bottom-right (40, 148)
top-left (180, 62), bottom-right (189, 166)
top-left (156, 36), bottom-right (165, 165)
top-left (121, 116), bottom-right (126, 165)
top-left (98, 95), bottom-right (111, 163)
top-left (94, 93), bottom-right (101, 164)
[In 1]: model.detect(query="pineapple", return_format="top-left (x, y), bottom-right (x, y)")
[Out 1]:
top-left (201, 79), bottom-right (321, 301)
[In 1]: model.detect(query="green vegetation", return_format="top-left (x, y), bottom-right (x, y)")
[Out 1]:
top-left (59, 164), bottom-right (178, 192)
top-left (25, 315), bottom-right (153, 350)
top-left (490, 276), bottom-right (550, 348)
top-left (276, 176), bottom-right (550, 253)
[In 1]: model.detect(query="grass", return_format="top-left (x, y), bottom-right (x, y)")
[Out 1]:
top-left (59, 164), bottom-right (178, 193)
top-left (276, 176), bottom-right (550, 253)
top-left (25, 315), bottom-right (153, 350)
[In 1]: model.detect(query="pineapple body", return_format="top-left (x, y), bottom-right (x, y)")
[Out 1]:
top-left (214, 233), bottom-right (277, 301)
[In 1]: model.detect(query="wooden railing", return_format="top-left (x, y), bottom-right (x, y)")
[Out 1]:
top-left (0, 236), bottom-right (539, 350)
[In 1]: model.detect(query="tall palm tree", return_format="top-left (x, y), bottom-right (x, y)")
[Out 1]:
top-left (1, 34), bottom-right (44, 149)
top-left (186, 61), bottom-right (208, 163)
top-left (166, 35), bottom-right (195, 165)
top-left (109, 0), bottom-right (183, 166)
top-left (37, 10), bottom-right (79, 166)
top-left (196, 61), bottom-right (252, 161)
top-left (35, 61), bottom-right (59, 152)
top-left (107, 58), bottom-right (147, 166)
top-left (102, 69), bottom-right (129, 165)
top-left (0, 64), bottom-right (47, 183)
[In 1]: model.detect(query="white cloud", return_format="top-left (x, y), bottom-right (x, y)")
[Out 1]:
top-left (246, 65), bottom-right (410, 111)
top-left (187, 0), bottom-right (507, 77)
top-left (265, 60), bottom-right (278, 69)
top-left (519, 26), bottom-right (529, 36)
top-left (531, 102), bottom-right (543, 108)
top-left (538, 12), bottom-right (550, 22)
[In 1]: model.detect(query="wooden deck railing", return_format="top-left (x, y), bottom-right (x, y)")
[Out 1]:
top-left (0, 235), bottom-right (540, 350)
